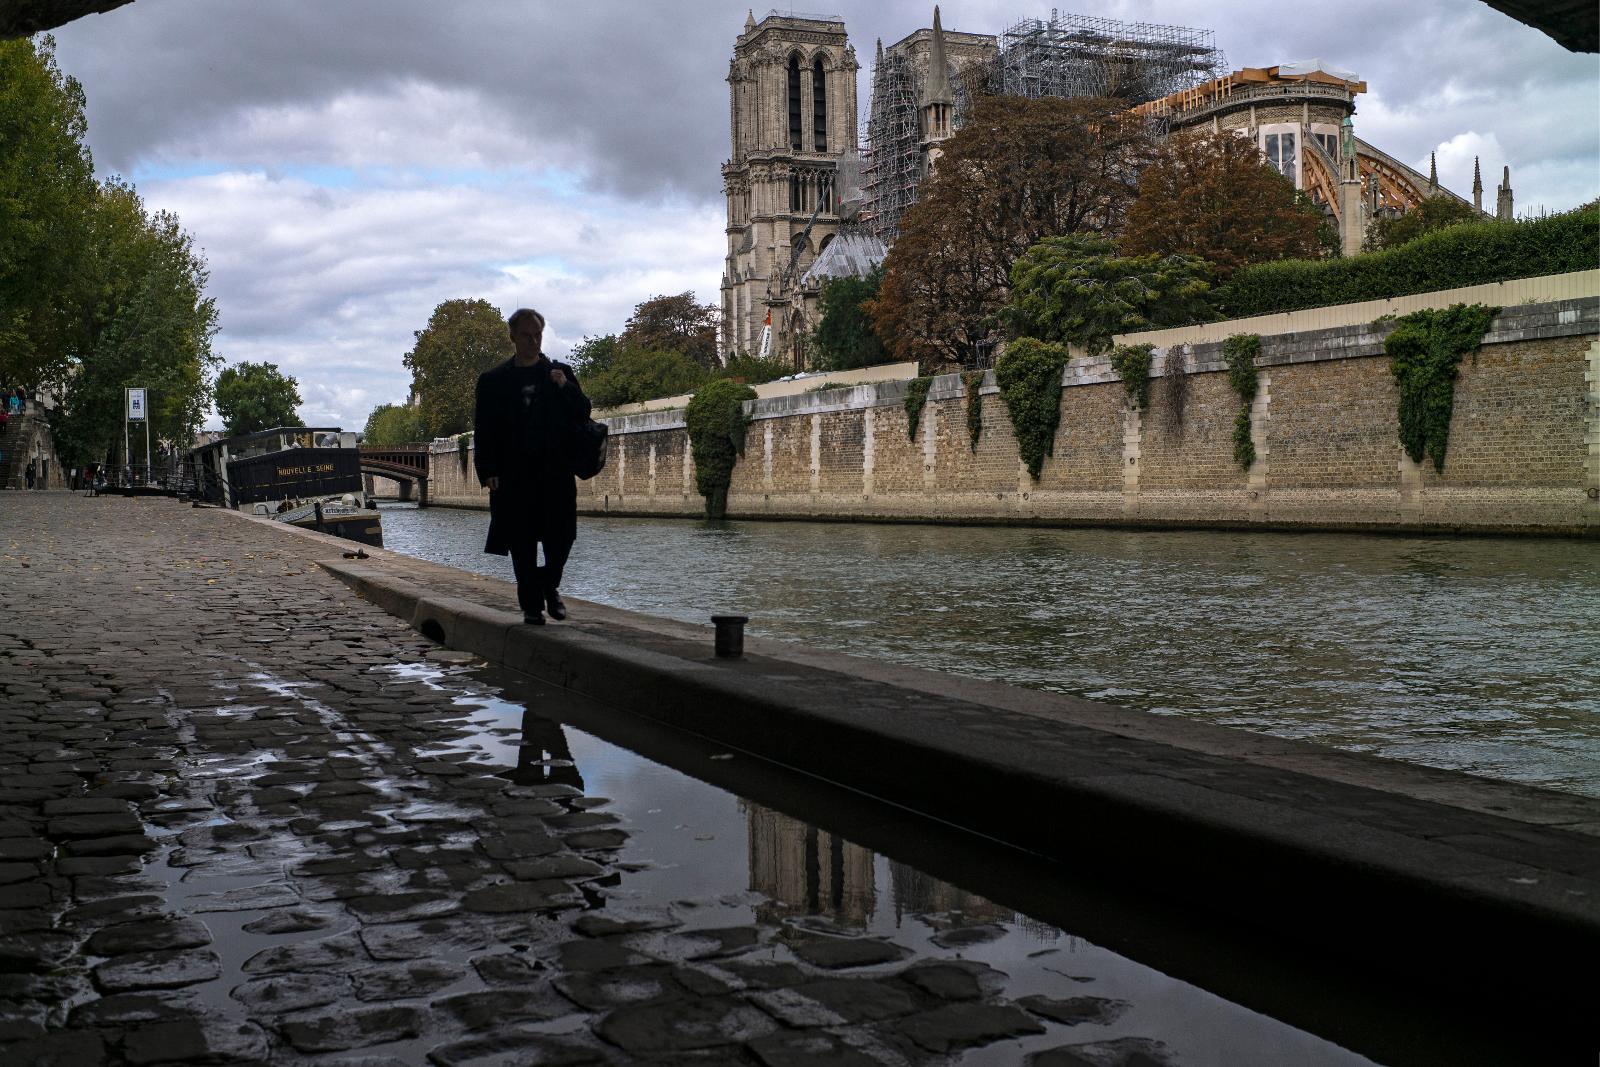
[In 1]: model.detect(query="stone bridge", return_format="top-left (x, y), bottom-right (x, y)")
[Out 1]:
top-left (359, 444), bottom-right (429, 504)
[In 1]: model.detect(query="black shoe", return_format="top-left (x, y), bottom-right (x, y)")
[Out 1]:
top-left (522, 611), bottom-right (545, 626)
top-left (545, 592), bottom-right (567, 621)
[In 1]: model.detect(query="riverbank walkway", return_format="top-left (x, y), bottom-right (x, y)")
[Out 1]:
top-left (0, 492), bottom-right (1596, 1063)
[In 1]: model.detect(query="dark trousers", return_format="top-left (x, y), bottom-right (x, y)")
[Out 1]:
top-left (510, 536), bottom-right (573, 616)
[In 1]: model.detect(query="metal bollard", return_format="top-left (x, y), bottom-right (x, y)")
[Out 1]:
top-left (710, 615), bottom-right (749, 659)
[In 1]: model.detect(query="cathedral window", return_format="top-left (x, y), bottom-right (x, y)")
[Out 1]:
top-left (790, 172), bottom-right (800, 212)
top-left (813, 57), bottom-right (827, 152)
top-left (788, 55), bottom-right (803, 151)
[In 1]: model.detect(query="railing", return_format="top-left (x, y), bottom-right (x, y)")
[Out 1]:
top-left (1138, 80), bottom-right (1356, 123)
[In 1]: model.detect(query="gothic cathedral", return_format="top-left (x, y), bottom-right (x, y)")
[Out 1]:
top-left (721, 12), bottom-right (858, 363)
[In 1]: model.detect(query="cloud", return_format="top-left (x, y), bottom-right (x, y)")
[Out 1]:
top-left (146, 167), bottom-right (722, 428)
top-left (42, 1), bottom-right (1597, 431)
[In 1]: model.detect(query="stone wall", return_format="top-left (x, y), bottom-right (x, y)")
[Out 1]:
top-left (425, 298), bottom-right (1600, 536)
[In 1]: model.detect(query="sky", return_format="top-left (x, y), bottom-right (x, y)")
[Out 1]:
top-left (46, 0), bottom-right (1600, 432)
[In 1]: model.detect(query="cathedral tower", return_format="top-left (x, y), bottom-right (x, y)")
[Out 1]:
top-left (722, 11), bottom-right (858, 363)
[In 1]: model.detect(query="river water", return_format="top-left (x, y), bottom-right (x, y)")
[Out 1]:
top-left (379, 505), bottom-right (1599, 798)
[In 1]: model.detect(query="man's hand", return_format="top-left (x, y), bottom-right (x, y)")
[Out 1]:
top-left (549, 367), bottom-right (568, 388)
top-left (487, 477), bottom-right (500, 490)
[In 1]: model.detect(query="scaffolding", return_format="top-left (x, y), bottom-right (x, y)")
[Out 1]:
top-left (861, 9), bottom-right (1226, 242)
top-left (990, 12), bottom-right (1224, 104)
top-left (860, 48), bottom-right (919, 243)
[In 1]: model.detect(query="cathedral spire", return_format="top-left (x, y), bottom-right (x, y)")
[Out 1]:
top-left (1496, 164), bottom-right (1514, 221)
top-left (1427, 151), bottom-right (1437, 190)
top-left (920, 6), bottom-right (954, 108)
top-left (1472, 156), bottom-right (1483, 212)
top-left (744, 9), bottom-right (755, 33)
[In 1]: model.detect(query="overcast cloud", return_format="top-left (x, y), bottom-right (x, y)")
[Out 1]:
top-left (47, 0), bottom-right (1599, 430)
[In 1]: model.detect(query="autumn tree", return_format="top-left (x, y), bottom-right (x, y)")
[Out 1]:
top-left (810, 268), bottom-right (889, 370)
top-left (403, 298), bottom-right (512, 437)
top-left (620, 292), bottom-right (719, 369)
top-left (869, 95), bottom-right (1156, 369)
top-left (1367, 195), bottom-right (1480, 251)
top-left (214, 361), bottom-right (303, 435)
top-left (1121, 131), bottom-right (1330, 277)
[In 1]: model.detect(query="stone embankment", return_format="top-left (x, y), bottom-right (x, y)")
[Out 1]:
top-left (316, 515), bottom-right (1600, 1047)
top-left (414, 283), bottom-right (1600, 536)
top-left (2, 492), bottom-right (1295, 1066)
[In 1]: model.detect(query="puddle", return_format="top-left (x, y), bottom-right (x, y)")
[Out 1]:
top-left (373, 661), bottom-right (1379, 1066)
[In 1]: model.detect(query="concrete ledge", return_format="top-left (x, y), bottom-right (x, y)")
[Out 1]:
top-left (312, 548), bottom-right (1600, 1036)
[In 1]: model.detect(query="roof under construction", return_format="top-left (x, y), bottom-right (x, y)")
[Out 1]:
top-left (862, 9), bottom-right (1227, 242)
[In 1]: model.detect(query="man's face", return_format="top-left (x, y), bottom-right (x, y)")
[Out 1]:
top-left (511, 320), bottom-right (543, 354)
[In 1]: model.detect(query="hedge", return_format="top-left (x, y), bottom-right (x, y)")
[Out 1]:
top-left (1217, 206), bottom-right (1598, 318)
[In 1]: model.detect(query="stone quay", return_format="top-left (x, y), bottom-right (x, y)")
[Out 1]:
top-left (1, 490), bottom-right (1596, 1064)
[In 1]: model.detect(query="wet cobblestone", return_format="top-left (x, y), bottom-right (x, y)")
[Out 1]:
top-left (0, 494), bottom-right (1205, 1065)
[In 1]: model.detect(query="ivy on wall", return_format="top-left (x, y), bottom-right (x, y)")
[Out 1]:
top-left (684, 379), bottom-right (756, 519)
top-left (456, 432), bottom-right (472, 473)
top-left (1385, 303), bottom-right (1497, 472)
top-left (1160, 346), bottom-right (1189, 432)
top-left (963, 371), bottom-right (984, 452)
top-left (995, 338), bottom-right (1069, 479)
top-left (1108, 343), bottom-right (1155, 411)
top-left (1222, 333), bottom-right (1260, 469)
top-left (904, 376), bottom-right (934, 441)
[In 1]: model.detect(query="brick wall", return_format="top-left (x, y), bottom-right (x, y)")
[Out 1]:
top-left (423, 299), bottom-right (1598, 536)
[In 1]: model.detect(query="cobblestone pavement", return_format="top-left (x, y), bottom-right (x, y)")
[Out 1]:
top-left (0, 493), bottom-right (1174, 1067)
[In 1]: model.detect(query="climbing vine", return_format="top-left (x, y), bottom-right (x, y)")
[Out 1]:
top-left (1222, 333), bottom-right (1260, 469)
top-left (904, 376), bottom-right (934, 441)
top-left (963, 371), bottom-right (985, 452)
top-left (456, 432), bottom-right (472, 473)
top-left (1108, 344), bottom-right (1155, 411)
top-left (684, 379), bottom-right (756, 519)
top-left (995, 338), bottom-right (1069, 480)
top-left (1385, 303), bottom-right (1496, 471)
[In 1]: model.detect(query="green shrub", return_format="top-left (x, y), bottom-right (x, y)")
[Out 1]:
top-left (1386, 303), bottom-right (1496, 471)
top-left (456, 432), bottom-right (472, 473)
top-left (1003, 235), bottom-right (1213, 355)
top-left (963, 371), bottom-right (984, 452)
top-left (1108, 344), bottom-right (1155, 411)
top-left (1221, 333), bottom-right (1260, 469)
top-left (719, 352), bottom-right (790, 385)
top-left (995, 338), bottom-right (1069, 479)
top-left (1220, 207), bottom-right (1597, 317)
top-left (684, 379), bottom-right (756, 519)
top-left (904, 376), bottom-right (933, 441)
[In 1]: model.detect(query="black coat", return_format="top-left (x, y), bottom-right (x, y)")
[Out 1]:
top-left (473, 357), bottom-right (591, 555)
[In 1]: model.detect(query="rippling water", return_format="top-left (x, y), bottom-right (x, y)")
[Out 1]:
top-left (379, 505), bottom-right (1600, 798)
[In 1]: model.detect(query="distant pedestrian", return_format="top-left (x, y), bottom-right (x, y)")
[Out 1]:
top-left (473, 307), bottom-right (591, 626)
top-left (24, 460), bottom-right (35, 490)
top-left (6, 394), bottom-right (17, 416)
top-left (0, 407), bottom-right (8, 435)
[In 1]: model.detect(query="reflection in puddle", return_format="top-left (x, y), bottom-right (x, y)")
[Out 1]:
top-left (381, 662), bottom-right (1375, 1066)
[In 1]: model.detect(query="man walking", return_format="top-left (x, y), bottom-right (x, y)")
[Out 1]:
top-left (473, 307), bottom-right (591, 625)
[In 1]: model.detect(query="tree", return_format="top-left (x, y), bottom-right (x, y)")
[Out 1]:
top-left (215, 361), bottom-right (303, 435)
top-left (869, 95), bottom-right (1156, 368)
top-left (811, 268), bottom-right (889, 370)
top-left (0, 35), bottom-right (94, 388)
top-left (569, 334), bottom-right (621, 376)
top-left (1003, 235), bottom-right (1214, 355)
top-left (1121, 131), bottom-right (1331, 278)
top-left (52, 178), bottom-right (220, 465)
top-left (584, 347), bottom-right (708, 409)
top-left (620, 292), bottom-right (719, 369)
top-left (1367, 196), bottom-right (1481, 251)
top-left (403, 298), bottom-right (512, 437)
top-left (362, 402), bottom-right (428, 445)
